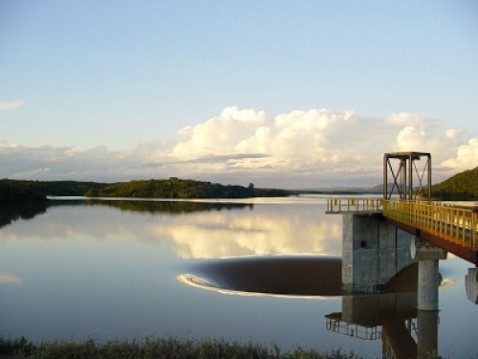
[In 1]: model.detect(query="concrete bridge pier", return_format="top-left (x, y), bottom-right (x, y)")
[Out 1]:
top-left (411, 237), bottom-right (447, 311)
top-left (342, 212), bottom-right (414, 293)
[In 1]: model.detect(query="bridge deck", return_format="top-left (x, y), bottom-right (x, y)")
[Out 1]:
top-left (326, 198), bottom-right (478, 265)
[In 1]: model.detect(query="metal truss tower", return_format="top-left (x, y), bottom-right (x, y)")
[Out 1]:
top-left (383, 152), bottom-right (432, 200)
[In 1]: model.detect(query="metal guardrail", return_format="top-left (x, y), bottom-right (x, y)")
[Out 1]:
top-left (326, 198), bottom-right (383, 213)
top-left (382, 200), bottom-right (478, 251)
top-left (326, 198), bottom-right (478, 251)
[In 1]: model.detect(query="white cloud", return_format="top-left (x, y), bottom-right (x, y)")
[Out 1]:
top-left (0, 100), bottom-right (25, 111)
top-left (0, 107), bottom-right (475, 187)
top-left (442, 138), bottom-right (478, 172)
top-left (170, 106), bottom-right (266, 158)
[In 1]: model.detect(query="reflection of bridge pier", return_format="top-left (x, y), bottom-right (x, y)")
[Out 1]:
top-left (466, 268), bottom-right (478, 304)
top-left (326, 278), bottom-right (442, 358)
top-left (326, 292), bottom-right (441, 358)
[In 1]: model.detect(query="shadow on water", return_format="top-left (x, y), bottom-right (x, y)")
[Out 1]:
top-left (179, 256), bottom-right (418, 297)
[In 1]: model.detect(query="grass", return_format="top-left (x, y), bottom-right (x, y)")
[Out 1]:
top-left (0, 336), bottom-right (361, 359)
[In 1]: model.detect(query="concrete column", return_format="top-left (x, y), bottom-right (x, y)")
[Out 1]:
top-left (417, 260), bottom-right (440, 310)
top-left (411, 238), bottom-right (447, 311)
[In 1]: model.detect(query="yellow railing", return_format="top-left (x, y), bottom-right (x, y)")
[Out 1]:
top-left (326, 198), bottom-right (478, 251)
top-left (382, 200), bottom-right (478, 251)
top-left (326, 198), bottom-right (383, 213)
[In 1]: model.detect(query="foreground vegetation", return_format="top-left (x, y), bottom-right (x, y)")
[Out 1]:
top-left (0, 337), bottom-right (360, 359)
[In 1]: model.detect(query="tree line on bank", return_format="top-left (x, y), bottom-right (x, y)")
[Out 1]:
top-left (0, 178), bottom-right (291, 202)
top-left (84, 177), bottom-right (291, 198)
top-left (1, 165), bottom-right (476, 202)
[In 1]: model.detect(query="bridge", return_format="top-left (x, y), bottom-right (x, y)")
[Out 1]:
top-left (324, 152), bottom-right (477, 357)
top-left (326, 151), bottom-right (478, 265)
top-left (326, 197), bottom-right (478, 265)
top-left (325, 152), bottom-right (478, 310)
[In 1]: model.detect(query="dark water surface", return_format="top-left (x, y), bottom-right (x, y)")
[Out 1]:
top-left (0, 197), bottom-right (477, 357)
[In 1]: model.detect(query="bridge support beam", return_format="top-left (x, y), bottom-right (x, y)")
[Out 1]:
top-left (412, 238), bottom-right (447, 311)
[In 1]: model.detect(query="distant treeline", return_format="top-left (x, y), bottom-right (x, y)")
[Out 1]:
top-left (2, 165), bottom-right (476, 203)
top-left (0, 178), bottom-right (291, 202)
top-left (0, 179), bottom-right (107, 202)
top-left (85, 178), bottom-right (291, 199)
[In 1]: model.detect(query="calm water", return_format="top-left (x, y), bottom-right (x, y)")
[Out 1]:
top-left (0, 196), bottom-right (477, 358)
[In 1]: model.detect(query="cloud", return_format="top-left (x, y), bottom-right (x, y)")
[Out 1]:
top-left (0, 100), bottom-right (25, 111)
top-left (442, 138), bottom-right (478, 172)
top-left (0, 106), bottom-right (476, 187)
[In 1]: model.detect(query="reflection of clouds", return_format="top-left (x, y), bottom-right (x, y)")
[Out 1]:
top-left (0, 272), bottom-right (23, 284)
top-left (146, 208), bottom-right (342, 258)
top-left (0, 201), bottom-right (342, 258)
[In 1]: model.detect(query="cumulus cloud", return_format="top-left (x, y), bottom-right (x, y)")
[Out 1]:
top-left (442, 138), bottom-right (478, 172)
top-left (0, 100), bottom-right (25, 111)
top-left (0, 106), bottom-right (475, 186)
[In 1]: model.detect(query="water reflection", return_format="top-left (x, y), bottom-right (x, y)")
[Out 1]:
top-left (0, 203), bottom-right (48, 228)
top-left (0, 198), bottom-right (342, 257)
top-left (466, 268), bottom-right (478, 304)
top-left (0, 272), bottom-right (23, 285)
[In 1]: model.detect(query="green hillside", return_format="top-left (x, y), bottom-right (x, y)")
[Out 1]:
top-left (431, 166), bottom-right (478, 200)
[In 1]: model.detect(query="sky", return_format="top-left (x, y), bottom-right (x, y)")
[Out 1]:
top-left (1, 0), bottom-right (477, 188)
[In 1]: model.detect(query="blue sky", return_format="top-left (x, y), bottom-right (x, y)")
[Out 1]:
top-left (1, 1), bottom-right (477, 187)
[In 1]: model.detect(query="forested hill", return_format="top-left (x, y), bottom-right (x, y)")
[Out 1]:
top-left (431, 166), bottom-right (478, 200)
top-left (0, 178), bottom-right (291, 202)
top-left (85, 178), bottom-right (290, 199)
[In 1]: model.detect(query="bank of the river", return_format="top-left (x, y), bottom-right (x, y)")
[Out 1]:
top-left (0, 336), bottom-right (361, 359)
